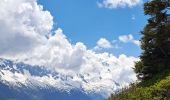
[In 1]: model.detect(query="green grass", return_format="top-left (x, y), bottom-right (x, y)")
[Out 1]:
top-left (107, 69), bottom-right (170, 100)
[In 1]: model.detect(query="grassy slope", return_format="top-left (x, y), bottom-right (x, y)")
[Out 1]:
top-left (107, 69), bottom-right (170, 100)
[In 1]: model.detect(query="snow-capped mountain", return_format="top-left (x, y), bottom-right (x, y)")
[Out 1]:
top-left (0, 58), bottom-right (107, 100)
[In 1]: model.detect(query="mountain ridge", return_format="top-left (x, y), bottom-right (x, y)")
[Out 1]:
top-left (0, 58), bottom-right (105, 100)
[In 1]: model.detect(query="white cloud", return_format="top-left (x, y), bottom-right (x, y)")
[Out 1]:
top-left (119, 34), bottom-right (133, 43)
top-left (132, 40), bottom-right (141, 46)
top-left (98, 0), bottom-right (142, 9)
top-left (96, 38), bottom-right (112, 49)
top-left (0, 0), bottom-right (139, 96)
top-left (0, 0), bottom-right (53, 55)
top-left (119, 34), bottom-right (140, 46)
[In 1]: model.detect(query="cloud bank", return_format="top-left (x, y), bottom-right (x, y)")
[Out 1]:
top-left (0, 0), bottom-right (138, 96)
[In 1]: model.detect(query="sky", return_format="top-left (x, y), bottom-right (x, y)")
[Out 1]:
top-left (0, 0), bottom-right (148, 99)
top-left (38, 0), bottom-right (147, 57)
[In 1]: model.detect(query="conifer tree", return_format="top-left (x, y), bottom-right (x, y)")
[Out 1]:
top-left (135, 0), bottom-right (170, 80)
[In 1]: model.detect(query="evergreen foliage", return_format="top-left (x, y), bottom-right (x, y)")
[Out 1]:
top-left (135, 0), bottom-right (170, 80)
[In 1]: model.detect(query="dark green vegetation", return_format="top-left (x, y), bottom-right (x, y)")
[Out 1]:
top-left (135, 0), bottom-right (170, 80)
top-left (108, 0), bottom-right (170, 99)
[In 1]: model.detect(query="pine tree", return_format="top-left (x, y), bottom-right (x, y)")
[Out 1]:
top-left (135, 0), bottom-right (170, 80)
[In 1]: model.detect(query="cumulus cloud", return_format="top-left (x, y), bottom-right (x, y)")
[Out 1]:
top-left (119, 34), bottom-right (141, 46)
top-left (98, 0), bottom-right (142, 9)
top-left (119, 34), bottom-right (133, 43)
top-left (0, 0), bottom-right (138, 96)
top-left (96, 38), bottom-right (112, 49)
top-left (0, 0), bottom-right (53, 55)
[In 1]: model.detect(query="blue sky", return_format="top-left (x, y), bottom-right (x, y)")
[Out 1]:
top-left (38, 0), bottom-right (147, 57)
